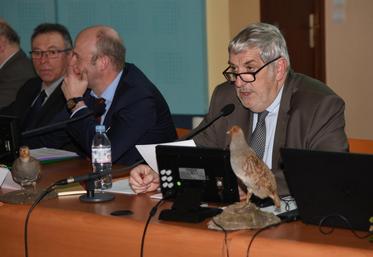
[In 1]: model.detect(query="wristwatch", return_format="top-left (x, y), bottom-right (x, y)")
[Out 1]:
top-left (66, 97), bottom-right (84, 111)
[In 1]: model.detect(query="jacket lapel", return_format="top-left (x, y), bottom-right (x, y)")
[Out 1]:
top-left (272, 70), bottom-right (296, 170)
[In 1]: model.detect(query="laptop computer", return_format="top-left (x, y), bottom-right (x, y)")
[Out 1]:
top-left (281, 148), bottom-right (373, 232)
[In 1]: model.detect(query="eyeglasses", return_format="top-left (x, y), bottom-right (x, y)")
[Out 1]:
top-left (222, 56), bottom-right (281, 83)
top-left (29, 48), bottom-right (72, 59)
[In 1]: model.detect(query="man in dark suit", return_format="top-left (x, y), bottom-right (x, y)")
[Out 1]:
top-left (0, 23), bottom-right (74, 149)
top-left (0, 20), bottom-right (36, 108)
top-left (129, 23), bottom-right (348, 196)
top-left (62, 25), bottom-right (176, 165)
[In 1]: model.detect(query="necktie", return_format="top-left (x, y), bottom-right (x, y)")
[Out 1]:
top-left (249, 111), bottom-right (269, 160)
top-left (85, 95), bottom-right (106, 123)
top-left (24, 90), bottom-right (47, 129)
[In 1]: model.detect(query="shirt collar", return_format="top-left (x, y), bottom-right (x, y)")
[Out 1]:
top-left (90, 70), bottom-right (123, 105)
top-left (42, 77), bottom-right (64, 97)
top-left (0, 50), bottom-right (18, 69)
top-left (266, 85), bottom-right (284, 114)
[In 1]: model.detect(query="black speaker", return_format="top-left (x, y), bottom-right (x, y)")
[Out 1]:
top-left (0, 115), bottom-right (19, 165)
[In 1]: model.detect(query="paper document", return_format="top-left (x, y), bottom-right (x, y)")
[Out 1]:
top-left (105, 178), bottom-right (135, 195)
top-left (260, 195), bottom-right (297, 215)
top-left (136, 140), bottom-right (196, 173)
top-left (0, 166), bottom-right (22, 190)
top-left (30, 148), bottom-right (78, 161)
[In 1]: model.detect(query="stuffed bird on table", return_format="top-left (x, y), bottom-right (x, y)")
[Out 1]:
top-left (11, 146), bottom-right (41, 189)
top-left (227, 125), bottom-right (281, 208)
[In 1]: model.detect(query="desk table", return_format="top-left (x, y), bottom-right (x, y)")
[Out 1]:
top-left (0, 159), bottom-right (372, 257)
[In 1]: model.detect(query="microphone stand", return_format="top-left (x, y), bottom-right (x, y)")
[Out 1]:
top-left (79, 173), bottom-right (115, 202)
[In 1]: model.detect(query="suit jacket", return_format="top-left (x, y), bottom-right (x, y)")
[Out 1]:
top-left (0, 77), bottom-right (73, 149)
top-left (194, 70), bottom-right (349, 195)
top-left (0, 50), bottom-right (36, 108)
top-left (67, 63), bottom-right (177, 165)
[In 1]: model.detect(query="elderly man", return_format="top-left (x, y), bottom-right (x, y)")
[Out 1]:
top-left (0, 20), bottom-right (36, 107)
top-left (129, 22), bottom-right (348, 197)
top-left (62, 25), bottom-right (176, 165)
top-left (0, 23), bottom-right (74, 149)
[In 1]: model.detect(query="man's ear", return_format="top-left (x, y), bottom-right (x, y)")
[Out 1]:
top-left (275, 57), bottom-right (288, 82)
top-left (98, 55), bottom-right (110, 71)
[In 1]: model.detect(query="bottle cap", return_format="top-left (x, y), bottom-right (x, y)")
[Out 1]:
top-left (95, 125), bottom-right (106, 133)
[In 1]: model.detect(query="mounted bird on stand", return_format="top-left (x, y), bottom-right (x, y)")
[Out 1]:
top-left (208, 125), bottom-right (281, 231)
top-left (0, 146), bottom-right (44, 204)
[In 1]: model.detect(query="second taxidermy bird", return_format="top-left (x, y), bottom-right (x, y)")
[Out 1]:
top-left (227, 125), bottom-right (281, 208)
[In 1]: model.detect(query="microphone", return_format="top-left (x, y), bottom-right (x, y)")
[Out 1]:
top-left (21, 110), bottom-right (93, 137)
top-left (183, 103), bottom-right (235, 140)
top-left (54, 159), bottom-right (143, 186)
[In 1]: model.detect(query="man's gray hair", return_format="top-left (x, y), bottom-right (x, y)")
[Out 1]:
top-left (94, 27), bottom-right (125, 71)
top-left (228, 23), bottom-right (290, 69)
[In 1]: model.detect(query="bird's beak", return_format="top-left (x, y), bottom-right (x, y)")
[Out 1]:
top-left (226, 129), bottom-right (231, 135)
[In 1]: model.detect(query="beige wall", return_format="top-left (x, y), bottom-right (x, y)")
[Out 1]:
top-left (325, 0), bottom-right (373, 140)
top-left (205, 0), bottom-right (260, 98)
top-left (206, 0), bottom-right (373, 140)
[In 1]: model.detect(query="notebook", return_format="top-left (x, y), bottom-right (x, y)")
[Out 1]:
top-left (281, 148), bottom-right (373, 232)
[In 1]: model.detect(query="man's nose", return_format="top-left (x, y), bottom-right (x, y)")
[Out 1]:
top-left (234, 75), bottom-right (246, 88)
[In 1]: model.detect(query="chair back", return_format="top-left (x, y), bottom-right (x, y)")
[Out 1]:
top-left (348, 138), bottom-right (373, 154)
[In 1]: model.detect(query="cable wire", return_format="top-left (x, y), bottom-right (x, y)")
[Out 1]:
top-left (24, 184), bottom-right (56, 257)
top-left (140, 198), bottom-right (165, 257)
top-left (211, 219), bottom-right (230, 257)
top-left (246, 223), bottom-right (280, 257)
top-left (318, 214), bottom-right (372, 239)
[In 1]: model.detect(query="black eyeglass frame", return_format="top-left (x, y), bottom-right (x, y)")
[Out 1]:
top-left (222, 56), bottom-right (282, 83)
top-left (29, 48), bottom-right (72, 59)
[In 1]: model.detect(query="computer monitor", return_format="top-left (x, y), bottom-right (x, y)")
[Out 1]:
top-left (281, 148), bottom-right (373, 232)
top-left (156, 145), bottom-right (239, 222)
top-left (0, 115), bottom-right (19, 164)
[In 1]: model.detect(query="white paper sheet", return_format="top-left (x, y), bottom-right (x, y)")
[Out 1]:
top-left (30, 148), bottom-right (78, 161)
top-left (105, 178), bottom-right (135, 195)
top-left (135, 139), bottom-right (196, 173)
top-left (0, 167), bottom-right (22, 190)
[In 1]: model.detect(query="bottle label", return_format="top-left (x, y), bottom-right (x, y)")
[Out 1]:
top-left (92, 147), bottom-right (112, 163)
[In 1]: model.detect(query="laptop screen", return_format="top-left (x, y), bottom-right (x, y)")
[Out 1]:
top-left (281, 148), bottom-right (373, 232)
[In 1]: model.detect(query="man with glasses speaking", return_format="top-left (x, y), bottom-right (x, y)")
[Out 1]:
top-left (0, 23), bottom-right (74, 150)
top-left (129, 22), bottom-right (348, 197)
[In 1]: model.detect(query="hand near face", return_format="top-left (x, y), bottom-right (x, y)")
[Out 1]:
top-left (62, 64), bottom-right (88, 100)
top-left (129, 164), bottom-right (160, 194)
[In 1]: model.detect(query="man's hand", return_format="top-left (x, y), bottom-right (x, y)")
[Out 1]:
top-left (62, 64), bottom-right (88, 100)
top-left (129, 164), bottom-right (160, 194)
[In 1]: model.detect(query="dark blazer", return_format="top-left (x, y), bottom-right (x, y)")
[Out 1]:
top-left (194, 70), bottom-right (349, 195)
top-left (0, 77), bottom-right (72, 149)
top-left (0, 50), bottom-right (36, 108)
top-left (67, 63), bottom-right (177, 165)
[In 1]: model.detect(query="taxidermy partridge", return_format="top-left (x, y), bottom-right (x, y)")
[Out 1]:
top-left (11, 146), bottom-right (41, 188)
top-left (228, 125), bottom-right (281, 208)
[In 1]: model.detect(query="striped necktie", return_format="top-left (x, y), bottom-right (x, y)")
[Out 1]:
top-left (249, 111), bottom-right (269, 160)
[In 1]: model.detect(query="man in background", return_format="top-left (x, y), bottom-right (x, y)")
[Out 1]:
top-left (0, 19), bottom-right (36, 108)
top-left (62, 25), bottom-right (176, 165)
top-left (129, 23), bottom-right (348, 197)
top-left (0, 23), bottom-right (74, 149)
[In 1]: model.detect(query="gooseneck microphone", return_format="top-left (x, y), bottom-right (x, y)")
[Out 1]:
top-left (21, 110), bottom-right (93, 137)
top-left (183, 103), bottom-right (235, 140)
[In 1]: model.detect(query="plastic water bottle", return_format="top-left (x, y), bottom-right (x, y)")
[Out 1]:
top-left (91, 125), bottom-right (112, 190)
